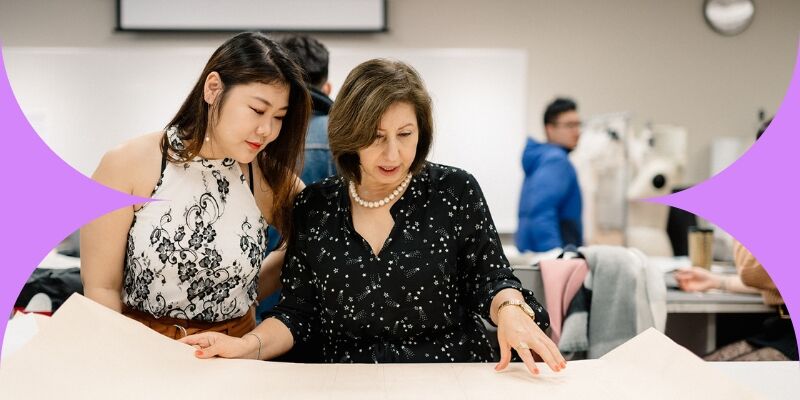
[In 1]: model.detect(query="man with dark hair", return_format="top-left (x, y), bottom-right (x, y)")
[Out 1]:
top-left (516, 97), bottom-right (584, 252)
top-left (279, 35), bottom-right (336, 184)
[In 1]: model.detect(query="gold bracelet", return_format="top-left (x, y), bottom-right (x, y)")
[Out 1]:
top-left (245, 333), bottom-right (262, 360)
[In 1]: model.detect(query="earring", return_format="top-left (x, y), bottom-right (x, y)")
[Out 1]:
top-left (205, 136), bottom-right (210, 142)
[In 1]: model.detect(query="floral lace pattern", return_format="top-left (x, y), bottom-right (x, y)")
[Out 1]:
top-left (123, 128), bottom-right (268, 322)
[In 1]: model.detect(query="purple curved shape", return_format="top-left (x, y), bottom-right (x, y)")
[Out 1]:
top-left (650, 40), bottom-right (800, 342)
top-left (0, 47), bottom-right (150, 359)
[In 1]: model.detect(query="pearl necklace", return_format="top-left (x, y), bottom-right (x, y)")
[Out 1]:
top-left (349, 173), bottom-right (412, 208)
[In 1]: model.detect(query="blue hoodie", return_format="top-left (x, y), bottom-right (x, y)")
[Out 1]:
top-left (516, 138), bottom-right (583, 252)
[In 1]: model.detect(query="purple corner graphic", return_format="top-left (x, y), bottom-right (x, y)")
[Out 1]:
top-left (650, 41), bottom-right (800, 339)
top-left (0, 46), bottom-right (150, 358)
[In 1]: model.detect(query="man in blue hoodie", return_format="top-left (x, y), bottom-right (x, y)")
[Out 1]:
top-left (516, 98), bottom-right (583, 252)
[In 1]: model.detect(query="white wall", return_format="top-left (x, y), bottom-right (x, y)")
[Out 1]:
top-left (1, 0), bottom-right (798, 210)
top-left (3, 47), bottom-right (527, 232)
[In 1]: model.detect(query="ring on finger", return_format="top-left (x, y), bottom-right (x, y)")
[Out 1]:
top-left (518, 342), bottom-right (530, 350)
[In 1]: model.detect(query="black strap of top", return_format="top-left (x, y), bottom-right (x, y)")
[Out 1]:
top-left (248, 163), bottom-right (254, 194)
top-left (160, 136), bottom-right (169, 175)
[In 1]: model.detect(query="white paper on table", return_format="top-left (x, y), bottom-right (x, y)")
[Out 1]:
top-left (0, 294), bottom-right (765, 399)
top-left (597, 328), bottom-right (764, 399)
top-left (1, 312), bottom-right (49, 362)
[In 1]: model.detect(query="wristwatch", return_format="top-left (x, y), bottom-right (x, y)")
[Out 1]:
top-left (497, 299), bottom-right (536, 321)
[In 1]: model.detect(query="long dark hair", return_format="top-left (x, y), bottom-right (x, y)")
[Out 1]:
top-left (165, 32), bottom-right (310, 247)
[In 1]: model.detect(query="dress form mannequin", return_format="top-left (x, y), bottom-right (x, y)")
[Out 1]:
top-left (626, 125), bottom-right (687, 256)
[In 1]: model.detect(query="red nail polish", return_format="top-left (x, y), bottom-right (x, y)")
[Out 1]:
top-left (196, 350), bottom-right (203, 356)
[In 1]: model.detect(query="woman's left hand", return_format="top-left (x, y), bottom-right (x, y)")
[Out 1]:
top-left (179, 331), bottom-right (259, 360)
top-left (494, 306), bottom-right (566, 376)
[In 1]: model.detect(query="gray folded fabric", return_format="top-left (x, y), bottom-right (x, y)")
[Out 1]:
top-left (581, 245), bottom-right (666, 358)
top-left (558, 310), bottom-right (589, 354)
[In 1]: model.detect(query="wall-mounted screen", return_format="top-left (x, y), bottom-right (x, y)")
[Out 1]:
top-left (117, 0), bottom-right (387, 32)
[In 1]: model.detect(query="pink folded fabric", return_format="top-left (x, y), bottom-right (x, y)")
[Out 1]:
top-left (539, 258), bottom-right (589, 344)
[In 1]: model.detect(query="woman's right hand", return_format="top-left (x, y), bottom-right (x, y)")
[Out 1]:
top-left (179, 331), bottom-right (260, 360)
top-left (674, 266), bottom-right (720, 292)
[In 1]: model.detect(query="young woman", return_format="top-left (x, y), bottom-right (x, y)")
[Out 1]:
top-left (80, 32), bottom-right (310, 339)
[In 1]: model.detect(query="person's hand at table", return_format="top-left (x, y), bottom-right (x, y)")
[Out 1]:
top-left (674, 266), bottom-right (721, 292)
top-left (494, 303), bottom-right (567, 376)
top-left (179, 331), bottom-right (260, 360)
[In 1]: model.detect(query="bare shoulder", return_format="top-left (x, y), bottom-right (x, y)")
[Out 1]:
top-left (98, 132), bottom-right (162, 168)
top-left (93, 131), bottom-right (165, 196)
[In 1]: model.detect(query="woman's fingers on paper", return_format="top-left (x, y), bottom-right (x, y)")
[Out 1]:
top-left (495, 335), bottom-right (512, 371)
top-left (537, 336), bottom-right (565, 371)
top-left (180, 333), bottom-right (215, 350)
top-left (190, 335), bottom-right (221, 358)
top-left (179, 334), bottom-right (203, 346)
top-left (515, 346), bottom-right (540, 376)
top-left (194, 344), bottom-right (220, 359)
top-left (542, 333), bottom-right (567, 369)
top-left (529, 339), bottom-right (560, 372)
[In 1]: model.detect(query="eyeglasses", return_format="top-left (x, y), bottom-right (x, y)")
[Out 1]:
top-left (553, 121), bottom-right (582, 129)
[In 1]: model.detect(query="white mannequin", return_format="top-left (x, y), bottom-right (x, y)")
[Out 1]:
top-left (626, 125), bottom-right (687, 256)
top-left (571, 118), bottom-right (688, 254)
top-left (570, 113), bottom-right (629, 245)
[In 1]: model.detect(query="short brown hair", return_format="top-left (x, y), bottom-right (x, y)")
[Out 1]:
top-left (328, 59), bottom-right (433, 183)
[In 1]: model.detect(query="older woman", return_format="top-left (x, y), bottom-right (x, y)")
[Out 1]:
top-left (183, 59), bottom-right (566, 375)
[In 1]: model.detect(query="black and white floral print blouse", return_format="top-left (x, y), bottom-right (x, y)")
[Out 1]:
top-left (268, 162), bottom-right (549, 363)
top-left (123, 128), bottom-right (269, 322)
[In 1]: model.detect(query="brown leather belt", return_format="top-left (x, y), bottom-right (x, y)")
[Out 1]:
top-left (122, 306), bottom-right (256, 339)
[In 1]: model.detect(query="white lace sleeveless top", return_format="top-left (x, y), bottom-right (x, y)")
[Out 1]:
top-left (123, 128), bottom-right (269, 322)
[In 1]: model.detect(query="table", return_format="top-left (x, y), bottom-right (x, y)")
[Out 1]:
top-left (711, 361), bottom-right (799, 399)
top-left (665, 284), bottom-right (775, 354)
top-left (666, 288), bottom-right (773, 314)
top-left (509, 263), bottom-right (777, 355)
top-left (4, 292), bottom-right (797, 399)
